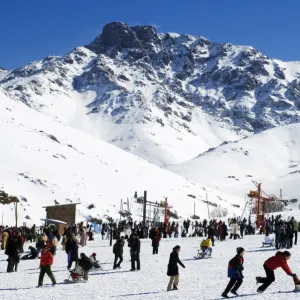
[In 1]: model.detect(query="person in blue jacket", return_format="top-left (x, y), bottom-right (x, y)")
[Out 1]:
top-left (221, 247), bottom-right (245, 298)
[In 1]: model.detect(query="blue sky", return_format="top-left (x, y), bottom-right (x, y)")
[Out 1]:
top-left (1, 0), bottom-right (299, 69)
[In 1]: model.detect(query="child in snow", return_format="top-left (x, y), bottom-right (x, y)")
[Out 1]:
top-left (221, 247), bottom-right (245, 298)
top-left (167, 245), bottom-right (185, 291)
top-left (89, 253), bottom-right (101, 269)
top-left (38, 245), bottom-right (56, 287)
top-left (200, 237), bottom-right (213, 257)
top-left (256, 251), bottom-right (297, 293)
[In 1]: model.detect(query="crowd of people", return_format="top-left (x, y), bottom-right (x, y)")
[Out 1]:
top-left (1, 213), bottom-right (300, 293)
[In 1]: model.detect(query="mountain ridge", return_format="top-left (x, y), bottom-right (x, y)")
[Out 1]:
top-left (1, 22), bottom-right (300, 167)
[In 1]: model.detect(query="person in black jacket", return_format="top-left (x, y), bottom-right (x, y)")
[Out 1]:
top-left (167, 245), bottom-right (185, 291)
top-left (130, 233), bottom-right (140, 271)
top-left (66, 234), bottom-right (79, 270)
top-left (207, 225), bottom-right (215, 246)
top-left (221, 247), bottom-right (245, 298)
top-left (21, 246), bottom-right (38, 260)
top-left (78, 253), bottom-right (93, 281)
top-left (5, 236), bottom-right (20, 272)
top-left (113, 236), bottom-right (125, 269)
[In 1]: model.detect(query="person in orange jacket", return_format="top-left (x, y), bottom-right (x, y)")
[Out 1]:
top-left (256, 251), bottom-right (297, 293)
top-left (38, 245), bottom-right (56, 287)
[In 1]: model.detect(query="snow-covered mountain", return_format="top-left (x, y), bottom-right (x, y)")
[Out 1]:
top-left (2, 22), bottom-right (300, 166)
top-left (168, 123), bottom-right (300, 201)
top-left (0, 87), bottom-right (243, 225)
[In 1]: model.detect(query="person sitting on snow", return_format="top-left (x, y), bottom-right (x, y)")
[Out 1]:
top-left (200, 237), bottom-right (212, 256)
top-left (71, 253), bottom-right (93, 281)
top-left (21, 246), bottom-right (38, 260)
top-left (89, 253), bottom-right (101, 269)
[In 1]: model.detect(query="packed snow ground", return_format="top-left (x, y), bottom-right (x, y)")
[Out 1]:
top-left (1, 233), bottom-right (300, 300)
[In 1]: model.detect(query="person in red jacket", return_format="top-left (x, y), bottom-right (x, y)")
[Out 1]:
top-left (38, 245), bottom-right (56, 287)
top-left (151, 228), bottom-right (161, 255)
top-left (256, 251), bottom-right (297, 293)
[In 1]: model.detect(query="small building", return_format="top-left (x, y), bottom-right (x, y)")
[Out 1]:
top-left (42, 203), bottom-right (80, 234)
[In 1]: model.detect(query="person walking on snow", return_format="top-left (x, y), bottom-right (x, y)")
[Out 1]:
top-left (130, 233), bottom-right (140, 271)
top-left (256, 251), bottom-right (297, 293)
top-left (221, 247), bottom-right (245, 298)
top-left (38, 245), bottom-right (56, 287)
top-left (113, 236), bottom-right (125, 269)
top-left (167, 245), bottom-right (185, 291)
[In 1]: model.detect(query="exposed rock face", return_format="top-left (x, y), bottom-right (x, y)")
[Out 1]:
top-left (86, 22), bottom-right (160, 54)
top-left (1, 22), bottom-right (300, 140)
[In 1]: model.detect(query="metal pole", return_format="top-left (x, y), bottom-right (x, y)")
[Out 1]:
top-left (120, 199), bottom-right (122, 220)
top-left (15, 201), bottom-right (18, 228)
top-left (257, 183), bottom-right (261, 229)
top-left (206, 193), bottom-right (210, 219)
top-left (143, 191), bottom-right (147, 225)
top-left (110, 223), bottom-right (113, 246)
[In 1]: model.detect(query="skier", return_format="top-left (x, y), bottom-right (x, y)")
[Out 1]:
top-left (221, 247), bottom-right (245, 298)
top-left (256, 251), bottom-right (297, 293)
top-left (167, 245), bottom-right (185, 291)
top-left (38, 245), bottom-right (56, 287)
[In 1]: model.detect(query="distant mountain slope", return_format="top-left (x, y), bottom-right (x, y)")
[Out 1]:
top-left (0, 88), bottom-right (242, 225)
top-left (168, 124), bottom-right (300, 200)
top-left (2, 22), bottom-right (300, 166)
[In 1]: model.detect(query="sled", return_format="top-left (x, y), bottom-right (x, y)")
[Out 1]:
top-left (261, 241), bottom-right (274, 248)
top-left (64, 279), bottom-right (87, 284)
top-left (194, 249), bottom-right (212, 259)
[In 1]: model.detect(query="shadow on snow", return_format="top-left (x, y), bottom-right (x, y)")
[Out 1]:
top-left (111, 291), bottom-right (162, 297)
top-left (247, 248), bottom-right (276, 253)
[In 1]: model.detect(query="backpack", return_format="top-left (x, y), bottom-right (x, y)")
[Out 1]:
top-left (113, 243), bottom-right (117, 254)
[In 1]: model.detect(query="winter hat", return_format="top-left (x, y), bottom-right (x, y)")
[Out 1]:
top-left (236, 247), bottom-right (245, 255)
top-left (173, 245), bottom-right (181, 250)
top-left (92, 253), bottom-right (96, 257)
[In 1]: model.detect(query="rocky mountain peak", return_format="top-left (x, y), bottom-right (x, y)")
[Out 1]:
top-left (86, 22), bottom-right (159, 54)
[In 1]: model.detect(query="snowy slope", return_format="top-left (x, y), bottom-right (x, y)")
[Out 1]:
top-left (168, 124), bottom-right (300, 200)
top-left (1, 233), bottom-right (300, 299)
top-left (2, 22), bottom-right (300, 167)
top-left (0, 88), bottom-right (243, 225)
